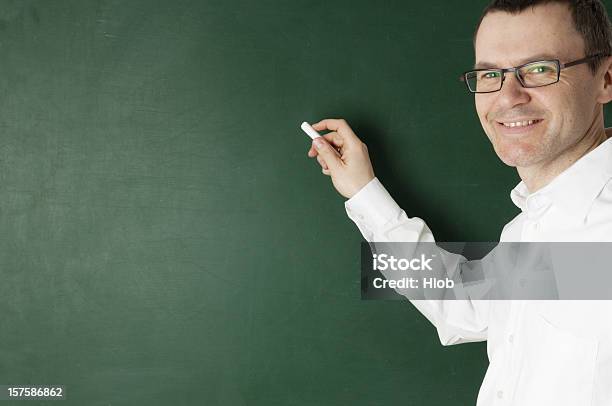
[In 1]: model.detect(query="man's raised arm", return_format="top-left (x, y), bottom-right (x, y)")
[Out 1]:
top-left (306, 118), bottom-right (489, 345)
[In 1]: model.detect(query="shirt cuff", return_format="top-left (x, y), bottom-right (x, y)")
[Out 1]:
top-left (344, 177), bottom-right (404, 230)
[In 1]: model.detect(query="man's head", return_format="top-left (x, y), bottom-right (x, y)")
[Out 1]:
top-left (473, 0), bottom-right (612, 170)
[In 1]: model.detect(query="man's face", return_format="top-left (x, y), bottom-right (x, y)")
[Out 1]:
top-left (474, 3), bottom-right (602, 168)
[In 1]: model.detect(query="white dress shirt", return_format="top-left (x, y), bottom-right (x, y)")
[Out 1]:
top-left (344, 137), bottom-right (612, 406)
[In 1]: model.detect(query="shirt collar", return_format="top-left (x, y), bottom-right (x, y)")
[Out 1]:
top-left (510, 137), bottom-right (612, 220)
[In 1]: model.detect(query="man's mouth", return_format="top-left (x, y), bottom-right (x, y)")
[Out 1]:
top-left (495, 119), bottom-right (544, 133)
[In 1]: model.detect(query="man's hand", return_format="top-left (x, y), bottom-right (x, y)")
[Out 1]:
top-left (306, 118), bottom-right (375, 199)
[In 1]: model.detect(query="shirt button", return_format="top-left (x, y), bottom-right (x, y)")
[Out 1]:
top-left (533, 222), bottom-right (540, 230)
top-left (497, 390), bottom-right (504, 399)
top-left (508, 334), bottom-right (514, 343)
top-left (357, 214), bottom-right (365, 221)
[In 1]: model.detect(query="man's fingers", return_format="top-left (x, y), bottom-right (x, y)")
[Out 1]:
top-left (316, 154), bottom-right (328, 170)
top-left (321, 131), bottom-right (344, 150)
top-left (312, 119), bottom-right (360, 145)
top-left (308, 133), bottom-right (342, 157)
top-left (312, 118), bottom-right (350, 132)
top-left (313, 138), bottom-right (342, 171)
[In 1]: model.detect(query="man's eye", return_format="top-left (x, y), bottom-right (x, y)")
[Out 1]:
top-left (481, 71), bottom-right (500, 80)
top-left (527, 65), bottom-right (551, 74)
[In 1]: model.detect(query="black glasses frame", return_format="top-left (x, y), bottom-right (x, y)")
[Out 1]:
top-left (459, 53), bottom-right (607, 93)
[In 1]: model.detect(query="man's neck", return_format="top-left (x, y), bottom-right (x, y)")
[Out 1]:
top-left (517, 124), bottom-right (610, 194)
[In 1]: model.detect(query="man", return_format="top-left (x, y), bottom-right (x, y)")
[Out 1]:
top-left (306, 1), bottom-right (612, 405)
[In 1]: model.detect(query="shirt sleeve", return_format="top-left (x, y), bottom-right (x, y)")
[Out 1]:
top-left (344, 177), bottom-right (490, 345)
top-left (344, 177), bottom-right (434, 243)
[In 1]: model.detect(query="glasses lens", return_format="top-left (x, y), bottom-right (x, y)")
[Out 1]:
top-left (465, 70), bottom-right (502, 93)
top-left (518, 61), bottom-right (559, 87)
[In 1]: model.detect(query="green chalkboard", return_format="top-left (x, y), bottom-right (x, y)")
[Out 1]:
top-left (0, 1), bottom-right (610, 405)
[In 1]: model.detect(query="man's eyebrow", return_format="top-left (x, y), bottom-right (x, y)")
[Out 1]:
top-left (473, 54), bottom-right (559, 69)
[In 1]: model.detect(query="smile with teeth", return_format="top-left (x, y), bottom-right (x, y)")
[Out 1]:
top-left (501, 119), bottom-right (542, 127)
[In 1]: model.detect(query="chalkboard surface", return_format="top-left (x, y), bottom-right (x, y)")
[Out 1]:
top-left (0, 1), bottom-right (609, 405)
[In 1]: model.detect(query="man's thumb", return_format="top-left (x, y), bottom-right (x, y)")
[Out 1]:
top-left (313, 138), bottom-right (341, 169)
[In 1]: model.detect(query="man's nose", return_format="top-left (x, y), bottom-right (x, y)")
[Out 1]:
top-left (495, 72), bottom-right (531, 108)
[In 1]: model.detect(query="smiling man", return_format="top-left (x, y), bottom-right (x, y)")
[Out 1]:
top-left (306, 0), bottom-right (612, 405)
top-left (473, 1), bottom-right (611, 192)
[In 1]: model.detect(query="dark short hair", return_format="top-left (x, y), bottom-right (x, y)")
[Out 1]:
top-left (474, 0), bottom-right (612, 73)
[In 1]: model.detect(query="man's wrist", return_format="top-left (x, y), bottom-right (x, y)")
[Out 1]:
top-left (345, 177), bottom-right (403, 228)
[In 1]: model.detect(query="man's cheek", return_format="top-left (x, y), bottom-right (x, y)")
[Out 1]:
top-left (475, 102), bottom-right (491, 130)
top-left (478, 115), bottom-right (493, 138)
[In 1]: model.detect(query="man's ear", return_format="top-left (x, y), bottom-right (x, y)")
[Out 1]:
top-left (596, 56), bottom-right (612, 104)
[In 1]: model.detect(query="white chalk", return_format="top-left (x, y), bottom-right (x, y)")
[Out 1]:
top-left (301, 121), bottom-right (321, 140)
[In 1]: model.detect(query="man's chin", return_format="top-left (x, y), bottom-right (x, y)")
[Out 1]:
top-left (492, 141), bottom-right (540, 168)
top-left (487, 124), bottom-right (550, 166)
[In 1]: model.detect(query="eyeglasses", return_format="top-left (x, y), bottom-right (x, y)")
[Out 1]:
top-left (460, 53), bottom-right (606, 93)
